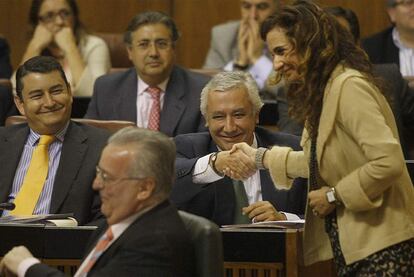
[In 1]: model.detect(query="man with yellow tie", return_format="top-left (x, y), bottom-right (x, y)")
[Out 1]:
top-left (0, 56), bottom-right (109, 225)
top-left (0, 127), bottom-right (195, 277)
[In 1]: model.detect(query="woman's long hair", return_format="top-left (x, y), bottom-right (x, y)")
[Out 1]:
top-left (29, 0), bottom-right (86, 46)
top-left (261, 0), bottom-right (383, 140)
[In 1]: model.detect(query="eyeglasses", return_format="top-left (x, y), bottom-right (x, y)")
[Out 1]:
top-left (38, 9), bottom-right (72, 23)
top-left (134, 39), bottom-right (173, 50)
top-left (95, 166), bottom-right (144, 187)
top-left (393, 0), bottom-right (414, 7)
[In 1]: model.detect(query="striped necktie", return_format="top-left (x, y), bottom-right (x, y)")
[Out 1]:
top-left (78, 227), bottom-right (114, 276)
top-left (147, 86), bottom-right (161, 131)
top-left (10, 135), bottom-right (55, 216)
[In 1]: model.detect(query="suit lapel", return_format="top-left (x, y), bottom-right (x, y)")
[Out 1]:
top-left (160, 67), bottom-right (186, 136)
top-left (118, 69), bottom-right (138, 122)
top-left (50, 122), bottom-right (88, 213)
top-left (0, 126), bottom-right (29, 203)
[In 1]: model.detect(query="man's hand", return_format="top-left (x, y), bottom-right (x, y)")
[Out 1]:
top-left (0, 246), bottom-right (34, 275)
top-left (215, 150), bottom-right (256, 180)
top-left (230, 142), bottom-right (256, 161)
top-left (308, 186), bottom-right (336, 218)
top-left (236, 20), bottom-right (250, 66)
top-left (246, 19), bottom-right (264, 64)
top-left (242, 201), bottom-right (286, 222)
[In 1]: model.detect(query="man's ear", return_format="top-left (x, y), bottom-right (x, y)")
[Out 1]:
top-left (126, 45), bottom-right (133, 61)
top-left (136, 178), bottom-right (156, 201)
top-left (387, 8), bottom-right (396, 24)
top-left (14, 96), bottom-right (26, 116)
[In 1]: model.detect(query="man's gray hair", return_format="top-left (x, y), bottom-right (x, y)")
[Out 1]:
top-left (200, 71), bottom-right (264, 118)
top-left (108, 127), bottom-right (175, 198)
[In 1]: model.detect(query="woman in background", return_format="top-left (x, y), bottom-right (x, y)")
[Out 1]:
top-left (16, 0), bottom-right (110, 96)
top-left (232, 1), bottom-right (414, 276)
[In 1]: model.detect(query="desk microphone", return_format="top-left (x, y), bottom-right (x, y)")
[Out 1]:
top-left (0, 202), bottom-right (16, 211)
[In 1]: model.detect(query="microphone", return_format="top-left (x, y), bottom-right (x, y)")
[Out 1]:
top-left (0, 202), bottom-right (15, 211)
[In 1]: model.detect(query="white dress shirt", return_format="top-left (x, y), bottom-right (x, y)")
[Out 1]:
top-left (192, 135), bottom-right (299, 221)
top-left (392, 27), bottom-right (414, 77)
top-left (136, 77), bottom-right (169, 128)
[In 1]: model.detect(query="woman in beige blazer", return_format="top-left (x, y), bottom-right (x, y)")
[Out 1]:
top-left (231, 1), bottom-right (414, 276)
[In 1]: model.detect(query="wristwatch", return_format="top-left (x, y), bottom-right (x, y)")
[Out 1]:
top-left (326, 187), bottom-right (340, 205)
top-left (209, 152), bottom-right (224, 176)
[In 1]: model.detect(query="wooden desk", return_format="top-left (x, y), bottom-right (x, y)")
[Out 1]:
top-left (221, 227), bottom-right (336, 277)
top-left (0, 224), bottom-right (335, 277)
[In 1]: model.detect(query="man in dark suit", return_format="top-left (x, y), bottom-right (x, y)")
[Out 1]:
top-left (171, 71), bottom-right (306, 226)
top-left (85, 11), bottom-right (210, 137)
top-left (0, 127), bottom-right (194, 277)
top-left (0, 56), bottom-right (108, 225)
top-left (361, 0), bottom-right (414, 87)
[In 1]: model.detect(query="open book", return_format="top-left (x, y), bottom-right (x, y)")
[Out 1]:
top-left (0, 213), bottom-right (78, 227)
top-left (221, 219), bottom-right (305, 229)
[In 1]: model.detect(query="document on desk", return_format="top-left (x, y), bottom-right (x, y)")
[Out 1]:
top-left (0, 213), bottom-right (78, 227)
top-left (221, 219), bottom-right (305, 229)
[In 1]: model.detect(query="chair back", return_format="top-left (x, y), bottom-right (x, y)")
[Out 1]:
top-left (96, 32), bottom-right (132, 68)
top-left (178, 211), bottom-right (224, 277)
top-left (5, 115), bottom-right (136, 134)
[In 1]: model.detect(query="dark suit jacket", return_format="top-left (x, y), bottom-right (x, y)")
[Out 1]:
top-left (85, 65), bottom-right (210, 137)
top-left (276, 64), bottom-right (414, 158)
top-left (26, 201), bottom-right (195, 277)
top-left (0, 121), bottom-right (109, 225)
top-left (171, 127), bottom-right (307, 226)
top-left (361, 27), bottom-right (399, 66)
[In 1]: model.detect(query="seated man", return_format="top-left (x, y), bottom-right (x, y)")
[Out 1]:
top-left (171, 71), bottom-right (307, 226)
top-left (85, 11), bottom-right (210, 137)
top-left (203, 0), bottom-right (278, 91)
top-left (0, 56), bottom-right (109, 225)
top-left (0, 127), bottom-right (195, 277)
top-left (362, 0), bottom-right (414, 87)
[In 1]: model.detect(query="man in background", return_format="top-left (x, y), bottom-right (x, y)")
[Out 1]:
top-left (203, 0), bottom-right (278, 91)
top-left (86, 11), bottom-right (210, 137)
top-left (362, 0), bottom-right (414, 87)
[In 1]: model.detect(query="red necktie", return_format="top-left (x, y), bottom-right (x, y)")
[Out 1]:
top-left (78, 227), bottom-right (114, 276)
top-left (147, 86), bottom-right (161, 131)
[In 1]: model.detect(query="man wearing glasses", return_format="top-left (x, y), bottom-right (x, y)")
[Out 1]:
top-left (85, 11), bottom-right (210, 137)
top-left (362, 0), bottom-right (414, 88)
top-left (0, 127), bottom-right (195, 277)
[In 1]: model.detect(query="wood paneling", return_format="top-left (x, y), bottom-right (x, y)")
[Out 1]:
top-left (0, 0), bottom-right (393, 70)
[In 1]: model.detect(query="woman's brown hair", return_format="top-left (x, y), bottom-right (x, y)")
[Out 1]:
top-left (261, 0), bottom-right (383, 140)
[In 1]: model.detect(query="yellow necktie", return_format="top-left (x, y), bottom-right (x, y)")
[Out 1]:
top-left (10, 135), bottom-right (55, 216)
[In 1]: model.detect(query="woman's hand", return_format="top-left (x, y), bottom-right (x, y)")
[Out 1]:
top-left (308, 186), bottom-right (336, 218)
top-left (30, 24), bottom-right (53, 53)
top-left (230, 142), bottom-right (256, 161)
top-left (54, 27), bottom-right (77, 54)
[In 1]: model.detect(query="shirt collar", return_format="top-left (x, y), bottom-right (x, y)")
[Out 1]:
top-left (27, 121), bottom-right (69, 146)
top-left (109, 204), bottom-right (157, 238)
top-left (137, 76), bottom-right (169, 96)
top-left (392, 27), bottom-right (412, 51)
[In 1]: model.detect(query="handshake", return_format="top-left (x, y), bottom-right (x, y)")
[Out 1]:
top-left (212, 142), bottom-right (267, 181)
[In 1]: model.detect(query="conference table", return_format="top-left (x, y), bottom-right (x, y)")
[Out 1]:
top-left (0, 223), bottom-right (335, 277)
